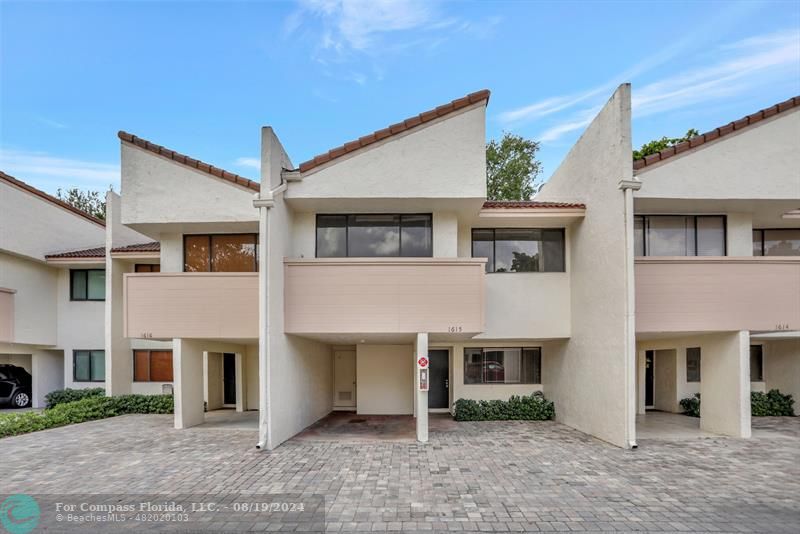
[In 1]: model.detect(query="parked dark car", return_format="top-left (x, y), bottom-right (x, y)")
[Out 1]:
top-left (0, 364), bottom-right (32, 408)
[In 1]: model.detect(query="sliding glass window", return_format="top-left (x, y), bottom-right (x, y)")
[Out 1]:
top-left (464, 347), bottom-right (541, 384)
top-left (753, 229), bottom-right (800, 256)
top-left (183, 234), bottom-right (258, 272)
top-left (316, 214), bottom-right (432, 257)
top-left (471, 228), bottom-right (565, 273)
top-left (634, 215), bottom-right (725, 256)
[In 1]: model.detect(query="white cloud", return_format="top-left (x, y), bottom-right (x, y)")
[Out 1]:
top-left (0, 148), bottom-right (119, 193)
top-left (505, 28), bottom-right (800, 144)
top-left (234, 157), bottom-right (261, 170)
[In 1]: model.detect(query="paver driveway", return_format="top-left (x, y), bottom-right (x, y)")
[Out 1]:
top-left (4, 415), bottom-right (799, 533)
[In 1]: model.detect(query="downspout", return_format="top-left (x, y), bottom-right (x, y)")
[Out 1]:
top-left (254, 192), bottom-right (274, 450)
top-left (619, 178), bottom-right (641, 449)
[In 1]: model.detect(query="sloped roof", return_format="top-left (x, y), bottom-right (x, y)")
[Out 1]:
top-left (0, 171), bottom-right (106, 227)
top-left (633, 95), bottom-right (800, 171)
top-left (482, 200), bottom-right (586, 209)
top-left (298, 90), bottom-right (491, 173)
top-left (45, 246), bottom-right (105, 259)
top-left (111, 241), bottom-right (160, 253)
top-left (118, 131), bottom-right (260, 192)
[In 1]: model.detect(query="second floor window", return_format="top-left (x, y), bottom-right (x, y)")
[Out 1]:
top-left (70, 269), bottom-right (105, 301)
top-left (134, 264), bottom-right (160, 273)
top-left (183, 234), bottom-right (258, 272)
top-left (316, 214), bottom-right (432, 258)
top-left (753, 229), bottom-right (800, 256)
top-left (472, 228), bottom-right (565, 273)
top-left (634, 215), bottom-right (726, 257)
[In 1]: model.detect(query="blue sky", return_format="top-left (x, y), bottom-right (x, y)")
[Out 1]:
top-left (1, 0), bottom-right (799, 195)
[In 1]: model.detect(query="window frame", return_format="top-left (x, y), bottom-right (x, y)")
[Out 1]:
top-left (635, 215), bottom-right (727, 257)
top-left (73, 350), bottom-right (105, 383)
top-left (134, 263), bottom-right (160, 273)
top-left (749, 345), bottom-right (764, 382)
top-left (686, 347), bottom-right (701, 383)
top-left (470, 228), bottom-right (566, 273)
top-left (133, 349), bottom-right (174, 382)
top-left (69, 269), bottom-right (106, 301)
top-left (752, 228), bottom-right (800, 257)
top-left (182, 233), bottom-right (259, 273)
top-left (462, 347), bottom-right (542, 385)
top-left (314, 214), bottom-right (434, 258)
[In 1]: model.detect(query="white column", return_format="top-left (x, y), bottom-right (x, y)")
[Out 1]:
top-left (254, 194), bottom-right (273, 450)
top-left (700, 331), bottom-right (751, 438)
top-left (415, 332), bottom-right (429, 443)
top-left (235, 352), bottom-right (245, 412)
top-left (173, 338), bottom-right (205, 429)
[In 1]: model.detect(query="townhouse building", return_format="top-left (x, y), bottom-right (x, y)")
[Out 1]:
top-left (0, 172), bottom-right (107, 407)
top-left (5, 84), bottom-right (794, 450)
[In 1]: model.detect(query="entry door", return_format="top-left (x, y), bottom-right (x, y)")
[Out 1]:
top-left (333, 350), bottom-right (356, 408)
top-left (645, 350), bottom-right (654, 408)
top-left (428, 350), bottom-right (449, 409)
top-left (223, 353), bottom-right (236, 406)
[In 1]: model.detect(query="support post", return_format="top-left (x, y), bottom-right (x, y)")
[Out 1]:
top-left (235, 352), bottom-right (245, 412)
top-left (700, 331), bottom-right (751, 438)
top-left (415, 332), bottom-right (429, 443)
top-left (173, 338), bottom-right (205, 429)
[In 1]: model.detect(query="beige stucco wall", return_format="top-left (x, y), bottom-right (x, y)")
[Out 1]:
top-left (635, 108), bottom-right (800, 200)
top-left (535, 85), bottom-right (635, 448)
top-left (653, 349), bottom-right (678, 412)
top-left (287, 104), bottom-right (486, 201)
top-left (700, 331), bottom-right (751, 437)
top-left (204, 351), bottom-right (223, 410)
top-left (0, 253), bottom-right (58, 346)
top-left (59, 267), bottom-right (106, 390)
top-left (120, 143), bottom-right (257, 227)
top-left (356, 344), bottom-right (413, 414)
top-left (762, 338), bottom-right (800, 400)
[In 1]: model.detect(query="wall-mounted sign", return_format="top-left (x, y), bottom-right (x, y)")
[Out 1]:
top-left (417, 356), bottom-right (428, 368)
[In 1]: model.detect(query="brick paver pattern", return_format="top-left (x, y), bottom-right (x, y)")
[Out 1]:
top-left (5, 415), bottom-right (799, 533)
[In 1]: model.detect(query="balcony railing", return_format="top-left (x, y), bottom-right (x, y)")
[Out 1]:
top-left (635, 256), bottom-right (800, 334)
top-left (284, 257), bottom-right (486, 335)
top-left (123, 273), bottom-right (258, 339)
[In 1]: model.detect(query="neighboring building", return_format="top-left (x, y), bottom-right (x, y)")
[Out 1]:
top-left (0, 171), bottom-right (107, 407)
top-left (631, 96), bottom-right (800, 438)
top-left (94, 87), bottom-right (800, 449)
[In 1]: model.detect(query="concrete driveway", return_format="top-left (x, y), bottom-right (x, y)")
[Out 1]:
top-left (2, 414), bottom-right (799, 532)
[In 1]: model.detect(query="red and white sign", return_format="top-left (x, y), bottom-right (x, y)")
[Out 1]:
top-left (417, 356), bottom-right (429, 368)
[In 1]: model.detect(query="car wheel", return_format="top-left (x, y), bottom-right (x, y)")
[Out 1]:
top-left (12, 391), bottom-right (31, 408)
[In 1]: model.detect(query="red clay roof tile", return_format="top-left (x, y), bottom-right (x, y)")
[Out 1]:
top-left (45, 246), bottom-right (106, 259)
top-left (118, 131), bottom-right (260, 192)
top-left (634, 96), bottom-right (800, 170)
top-left (482, 200), bottom-right (586, 210)
top-left (0, 171), bottom-right (106, 227)
top-left (298, 89), bottom-right (491, 173)
top-left (110, 241), bottom-right (160, 253)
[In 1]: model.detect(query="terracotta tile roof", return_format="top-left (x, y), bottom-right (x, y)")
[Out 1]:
top-left (111, 241), bottom-right (160, 253)
top-left (298, 89), bottom-right (491, 173)
top-left (45, 246), bottom-right (105, 259)
top-left (118, 131), bottom-right (260, 192)
top-left (0, 171), bottom-right (106, 227)
top-left (633, 95), bottom-right (800, 171)
top-left (482, 200), bottom-right (586, 209)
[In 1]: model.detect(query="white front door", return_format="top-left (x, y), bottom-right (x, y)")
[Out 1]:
top-left (333, 350), bottom-right (356, 409)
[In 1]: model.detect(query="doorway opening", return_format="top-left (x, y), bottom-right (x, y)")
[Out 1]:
top-left (222, 353), bottom-right (236, 407)
top-left (428, 349), bottom-right (450, 411)
top-left (645, 350), bottom-right (654, 409)
top-left (333, 349), bottom-right (356, 411)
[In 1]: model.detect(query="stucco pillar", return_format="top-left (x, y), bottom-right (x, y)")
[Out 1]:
top-left (415, 332), bottom-right (429, 443)
top-left (700, 331), bottom-right (751, 438)
top-left (235, 352), bottom-right (245, 412)
top-left (173, 338), bottom-right (205, 429)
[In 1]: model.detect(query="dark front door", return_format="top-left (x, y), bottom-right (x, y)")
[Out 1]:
top-left (428, 350), bottom-right (449, 409)
top-left (645, 350), bottom-right (654, 408)
top-left (223, 353), bottom-right (236, 405)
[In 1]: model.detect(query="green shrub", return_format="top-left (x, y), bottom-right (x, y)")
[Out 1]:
top-left (680, 390), bottom-right (795, 418)
top-left (453, 392), bottom-right (555, 421)
top-left (679, 393), bottom-right (701, 417)
top-left (0, 394), bottom-right (173, 439)
top-left (45, 387), bottom-right (105, 409)
top-left (751, 389), bottom-right (795, 416)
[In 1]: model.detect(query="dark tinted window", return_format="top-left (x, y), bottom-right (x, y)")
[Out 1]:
top-left (472, 228), bottom-right (565, 273)
top-left (750, 345), bottom-right (763, 382)
top-left (463, 347), bottom-right (542, 384)
top-left (184, 234), bottom-right (257, 272)
top-left (70, 270), bottom-right (105, 301)
top-left (686, 347), bottom-right (701, 382)
top-left (347, 215), bottom-right (400, 257)
top-left (636, 215), bottom-right (726, 256)
top-left (316, 215), bottom-right (347, 257)
top-left (316, 214), bottom-right (432, 257)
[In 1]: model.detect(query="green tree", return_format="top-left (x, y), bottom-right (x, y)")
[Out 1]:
top-left (56, 188), bottom-right (107, 220)
top-left (633, 128), bottom-right (699, 160)
top-left (486, 132), bottom-right (543, 201)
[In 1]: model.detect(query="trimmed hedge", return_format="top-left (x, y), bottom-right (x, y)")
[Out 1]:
top-left (679, 389), bottom-right (795, 418)
top-left (453, 392), bottom-right (555, 421)
top-left (45, 387), bottom-right (105, 408)
top-left (751, 389), bottom-right (795, 416)
top-left (0, 394), bottom-right (173, 439)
